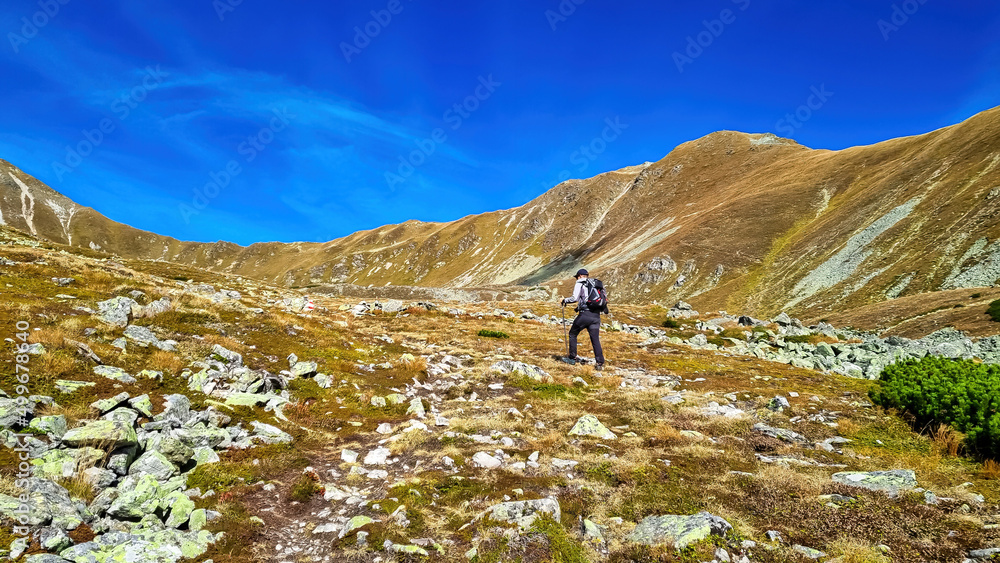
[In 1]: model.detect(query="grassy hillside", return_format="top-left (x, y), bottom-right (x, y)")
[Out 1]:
top-left (2, 107), bottom-right (999, 321)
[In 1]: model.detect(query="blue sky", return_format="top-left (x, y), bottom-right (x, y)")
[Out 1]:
top-left (0, 1), bottom-right (997, 245)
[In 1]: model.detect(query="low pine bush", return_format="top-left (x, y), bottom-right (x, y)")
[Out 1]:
top-left (870, 356), bottom-right (1000, 459)
top-left (477, 329), bottom-right (509, 339)
top-left (662, 319), bottom-right (680, 329)
top-left (988, 299), bottom-right (1000, 322)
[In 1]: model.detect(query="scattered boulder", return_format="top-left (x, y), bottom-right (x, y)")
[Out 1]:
top-left (472, 452), bottom-right (502, 469)
top-left (832, 470), bottom-right (917, 495)
top-left (62, 419), bottom-right (138, 449)
top-left (753, 423), bottom-right (807, 444)
top-left (568, 415), bottom-right (616, 440)
top-left (96, 297), bottom-right (139, 328)
top-left (485, 497), bottom-right (560, 528)
top-left (93, 365), bottom-right (137, 384)
top-left (290, 360), bottom-right (319, 378)
top-left (491, 360), bottom-right (549, 381)
top-left (628, 512), bottom-right (732, 549)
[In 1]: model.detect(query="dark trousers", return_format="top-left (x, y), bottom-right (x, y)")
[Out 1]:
top-left (569, 310), bottom-right (604, 365)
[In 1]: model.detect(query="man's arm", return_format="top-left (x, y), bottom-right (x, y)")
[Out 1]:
top-left (562, 281), bottom-right (586, 304)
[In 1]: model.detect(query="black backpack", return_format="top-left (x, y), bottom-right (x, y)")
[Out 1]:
top-left (583, 279), bottom-right (609, 314)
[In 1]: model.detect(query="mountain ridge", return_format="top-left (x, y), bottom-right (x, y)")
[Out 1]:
top-left (2, 106), bottom-right (999, 318)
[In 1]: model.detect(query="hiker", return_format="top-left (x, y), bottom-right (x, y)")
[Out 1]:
top-left (560, 268), bottom-right (608, 370)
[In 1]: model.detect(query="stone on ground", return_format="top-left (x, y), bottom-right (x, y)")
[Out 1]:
top-left (628, 512), bottom-right (732, 549)
top-left (486, 497), bottom-right (561, 528)
top-left (831, 470), bottom-right (918, 495)
top-left (568, 414), bottom-right (616, 440)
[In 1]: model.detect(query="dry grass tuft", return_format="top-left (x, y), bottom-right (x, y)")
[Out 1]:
top-left (931, 424), bottom-right (964, 457)
top-left (980, 459), bottom-right (1000, 480)
top-left (149, 349), bottom-right (187, 375)
top-left (826, 538), bottom-right (892, 563)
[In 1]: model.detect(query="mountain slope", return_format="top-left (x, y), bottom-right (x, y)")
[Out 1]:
top-left (2, 106), bottom-right (999, 317)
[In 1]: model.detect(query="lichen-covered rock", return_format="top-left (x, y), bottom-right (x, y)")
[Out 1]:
top-left (407, 397), bottom-right (426, 419)
top-left (490, 360), bottom-right (549, 381)
top-left (0, 397), bottom-right (32, 429)
top-left (32, 448), bottom-right (103, 480)
top-left (628, 512), bottom-right (732, 549)
top-left (250, 421), bottom-right (292, 444)
top-left (340, 515), bottom-right (376, 538)
top-left (486, 497), bottom-right (560, 528)
top-left (96, 296), bottom-right (139, 327)
top-left (164, 491), bottom-right (195, 528)
top-left (28, 414), bottom-right (67, 438)
top-left (90, 392), bottom-right (130, 414)
top-left (129, 394), bottom-right (154, 417)
top-left (290, 360), bottom-right (319, 378)
top-left (92, 365), bottom-right (136, 384)
top-left (832, 470), bottom-right (917, 495)
top-left (108, 474), bottom-right (164, 518)
top-left (55, 380), bottom-right (97, 394)
top-left (128, 450), bottom-right (179, 480)
top-left (753, 423), bottom-right (807, 444)
top-left (568, 414), bottom-right (616, 440)
top-left (157, 436), bottom-right (195, 465)
top-left (62, 419), bottom-right (138, 448)
top-left (0, 478), bottom-right (85, 530)
top-left (59, 528), bottom-right (216, 563)
top-left (174, 425), bottom-right (231, 449)
top-left (210, 343), bottom-right (243, 366)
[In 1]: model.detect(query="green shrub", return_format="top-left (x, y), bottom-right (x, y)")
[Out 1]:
top-left (988, 300), bottom-right (1000, 322)
top-left (870, 357), bottom-right (1000, 458)
top-left (477, 329), bottom-right (509, 339)
top-left (971, 293), bottom-right (982, 299)
top-left (662, 319), bottom-right (680, 329)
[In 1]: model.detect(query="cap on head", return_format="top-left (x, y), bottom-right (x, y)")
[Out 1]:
top-left (574, 268), bottom-right (589, 279)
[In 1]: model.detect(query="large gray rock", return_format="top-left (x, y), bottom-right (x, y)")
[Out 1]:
top-left (753, 423), bottom-right (807, 444)
top-left (141, 297), bottom-right (173, 317)
top-left (108, 474), bottom-right (164, 518)
top-left (29, 414), bottom-right (68, 438)
top-left (568, 414), bottom-right (616, 440)
top-left (92, 365), bottom-right (136, 384)
top-left (832, 470), bottom-right (917, 495)
top-left (157, 436), bottom-right (196, 465)
top-left (490, 360), bottom-right (549, 381)
top-left (97, 296), bottom-right (139, 327)
top-left (250, 421), bottom-right (293, 444)
top-left (290, 360), bottom-right (319, 378)
top-left (0, 478), bottom-right (84, 530)
top-left (157, 394), bottom-right (191, 425)
top-left (128, 450), bottom-right (179, 480)
top-left (90, 392), bottom-right (131, 414)
top-left (210, 344), bottom-right (243, 366)
top-left (0, 397), bottom-right (33, 428)
top-left (62, 419), bottom-right (138, 448)
top-left (485, 497), bottom-right (561, 528)
top-left (628, 512), bottom-right (732, 549)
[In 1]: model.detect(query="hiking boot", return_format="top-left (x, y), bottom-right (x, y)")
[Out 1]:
top-left (560, 356), bottom-right (578, 365)
top-left (595, 364), bottom-right (604, 372)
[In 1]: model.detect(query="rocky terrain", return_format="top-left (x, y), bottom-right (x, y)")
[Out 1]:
top-left (2, 223), bottom-right (1000, 563)
top-left (2, 106), bottom-right (1000, 320)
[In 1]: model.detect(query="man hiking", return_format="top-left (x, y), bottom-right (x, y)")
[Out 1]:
top-left (560, 268), bottom-right (607, 371)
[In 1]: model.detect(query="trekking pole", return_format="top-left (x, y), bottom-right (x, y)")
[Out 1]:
top-left (562, 304), bottom-right (568, 357)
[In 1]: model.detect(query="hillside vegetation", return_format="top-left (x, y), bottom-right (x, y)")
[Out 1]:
top-left (1, 224), bottom-right (999, 562)
top-left (2, 107), bottom-right (1000, 321)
